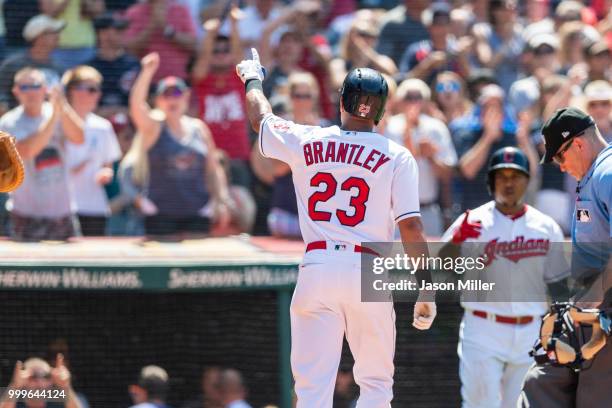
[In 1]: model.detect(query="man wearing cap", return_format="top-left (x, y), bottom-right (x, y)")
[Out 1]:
top-left (584, 40), bottom-right (611, 83)
top-left (508, 33), bottom-right (561, 114)
top-left (583, 80), bottom-right (612, 142)
top-left (0, 14), bottom-right (65, 114)
top-left (0, 66), bottom-right (85, 241)
top-left (128, 365), bottom-right (171, 408)
top-left (519, 107), bottom-right (612, 408)
top-left (87, 12), bottom-right (139, 116)
top-left (398, 2), bottom-right (470, 85)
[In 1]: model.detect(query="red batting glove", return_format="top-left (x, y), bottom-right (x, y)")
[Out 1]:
top-left (451, 210), bottom-right (482, 244)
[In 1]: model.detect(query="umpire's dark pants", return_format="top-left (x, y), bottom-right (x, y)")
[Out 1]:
top-left (518, 336), bottom-right (612, 407)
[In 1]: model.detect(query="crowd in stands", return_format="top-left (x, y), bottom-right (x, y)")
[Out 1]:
top-left (0, 354), bottom-right (253, 408)
top-left (0, 353), bottom-right (357, 407)
top-left (0, 0), bottom-right (609, 240)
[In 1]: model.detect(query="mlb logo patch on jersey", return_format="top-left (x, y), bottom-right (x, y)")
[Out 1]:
top-left (577, 209), bottom-right (591, 222)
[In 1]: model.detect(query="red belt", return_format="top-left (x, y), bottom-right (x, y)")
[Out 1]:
top-left (305, 241), bottom-right (380, 256)
top-left (472, 310), bottom-right (534, 325)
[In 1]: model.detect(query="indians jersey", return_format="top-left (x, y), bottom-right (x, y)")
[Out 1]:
top-left (441, 201), bottom-right (569, 316)
top-left (259, 113), bottom-right (420, 244)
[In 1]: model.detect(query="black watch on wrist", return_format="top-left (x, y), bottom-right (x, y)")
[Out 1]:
top-left (163, 26), bottom-right (176, 39)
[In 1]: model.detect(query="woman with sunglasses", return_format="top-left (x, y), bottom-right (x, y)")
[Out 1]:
top-left (129, 52), bottom-right (232, 237)
top-left (432, 71), bottom-right (472, 126)
top-left (286, 72), bottom-right (328, 127)
top-left (63, 65), bottom-right (122, 236)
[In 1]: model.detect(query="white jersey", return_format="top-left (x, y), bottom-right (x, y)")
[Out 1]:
top-left (259, 113), bottom-right (420, 244)
top-left (441, 201), bottom-right (569, 316)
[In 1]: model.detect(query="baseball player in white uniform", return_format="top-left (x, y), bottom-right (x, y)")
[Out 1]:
top-left (236, 50), bottom-right (437, 407)
top-left (440, 146), bottom-right (570, 408)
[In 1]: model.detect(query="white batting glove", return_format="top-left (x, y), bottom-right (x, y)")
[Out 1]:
top-left (236, 48), bottom-right (266, 83)
top-left (413, 301), bottom-right (436, 330)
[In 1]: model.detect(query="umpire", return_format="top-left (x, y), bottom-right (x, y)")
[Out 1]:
top-left (519, 107), bottom-right (612, 407)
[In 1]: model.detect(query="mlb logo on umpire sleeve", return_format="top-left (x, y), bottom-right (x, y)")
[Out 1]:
top-left (577, 209), bottom-right (591, 222)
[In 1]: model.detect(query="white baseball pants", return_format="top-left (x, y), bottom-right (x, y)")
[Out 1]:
top-left (290, 251), bottom-right (396, 408)
top-left (458, 311), bottom-right (540, 408)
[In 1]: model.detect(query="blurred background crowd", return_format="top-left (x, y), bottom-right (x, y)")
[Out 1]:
top-left (0, 0), bottom-right (610, 241)
top-left (1, 338), bottom-right (360, 408)
top-left (1, 351), bottom-right (284, 408)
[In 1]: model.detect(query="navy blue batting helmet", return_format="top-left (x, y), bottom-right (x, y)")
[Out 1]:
top-left (340, 68), bottom-right (388, 124)
top-left (487, 146), bottom-right (530, 194)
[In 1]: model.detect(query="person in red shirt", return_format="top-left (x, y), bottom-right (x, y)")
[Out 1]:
top-left (192, 8), bottom-right (251, 188)
top-left (124, 0), bottom-right (197, 82)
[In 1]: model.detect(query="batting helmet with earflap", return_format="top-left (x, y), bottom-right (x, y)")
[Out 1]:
top-left (486, 146), bottom-right (530, 194)
top-left (340, 68), bottom-right (388, 125)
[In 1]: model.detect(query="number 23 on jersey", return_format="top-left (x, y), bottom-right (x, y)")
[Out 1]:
top-left (308, 172), bottom-right (370, 226)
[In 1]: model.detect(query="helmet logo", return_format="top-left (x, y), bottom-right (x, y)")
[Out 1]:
top-left (358, 104), bottom-right (371, 117)
top-left (503, 151), bottom-right (514, 163)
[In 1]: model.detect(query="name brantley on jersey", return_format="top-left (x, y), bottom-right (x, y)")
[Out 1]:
top-left (303, 140), bottom-right (391, 173)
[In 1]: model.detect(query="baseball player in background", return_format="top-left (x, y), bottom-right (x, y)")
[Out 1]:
top-left (236, 49), bottom-right (436, 407)
top-left (519, 107), bottom-right (612, 407)
top-left (440, 146), bottom-right (570, 408)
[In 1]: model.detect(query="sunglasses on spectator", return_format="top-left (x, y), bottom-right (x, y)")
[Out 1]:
top-left (213, 47), bottom-right (231, 54)
top-left (558, 14), bottom-right (580, 22)
top-left (291, 93), bottom-right (313, 100)
top-left (435, 81), bottom-right (460, 94)
top-left (534, 45), bottom-right (556, 56)
top-left (588, 100), bottom-right (611, 108)
top-left (72, 84), bottom-right (101, 94)
top-left (404, 92), bottom-right (423, 102)
top-left (17, 83), bottom-right (43, 91)
top-left (432, 17), bottom-right (451, 26)
top-left (161, 87), bottom-right (185, 98)
top-left (356, 30), bottom-right (377, 39)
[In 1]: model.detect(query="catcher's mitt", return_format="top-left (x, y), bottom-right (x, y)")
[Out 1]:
top-left (0, 131), bottom-right (25, 193)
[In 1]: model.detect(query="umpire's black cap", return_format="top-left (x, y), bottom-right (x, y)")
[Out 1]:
top-left (540, 107), bottom-right (596, 163)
